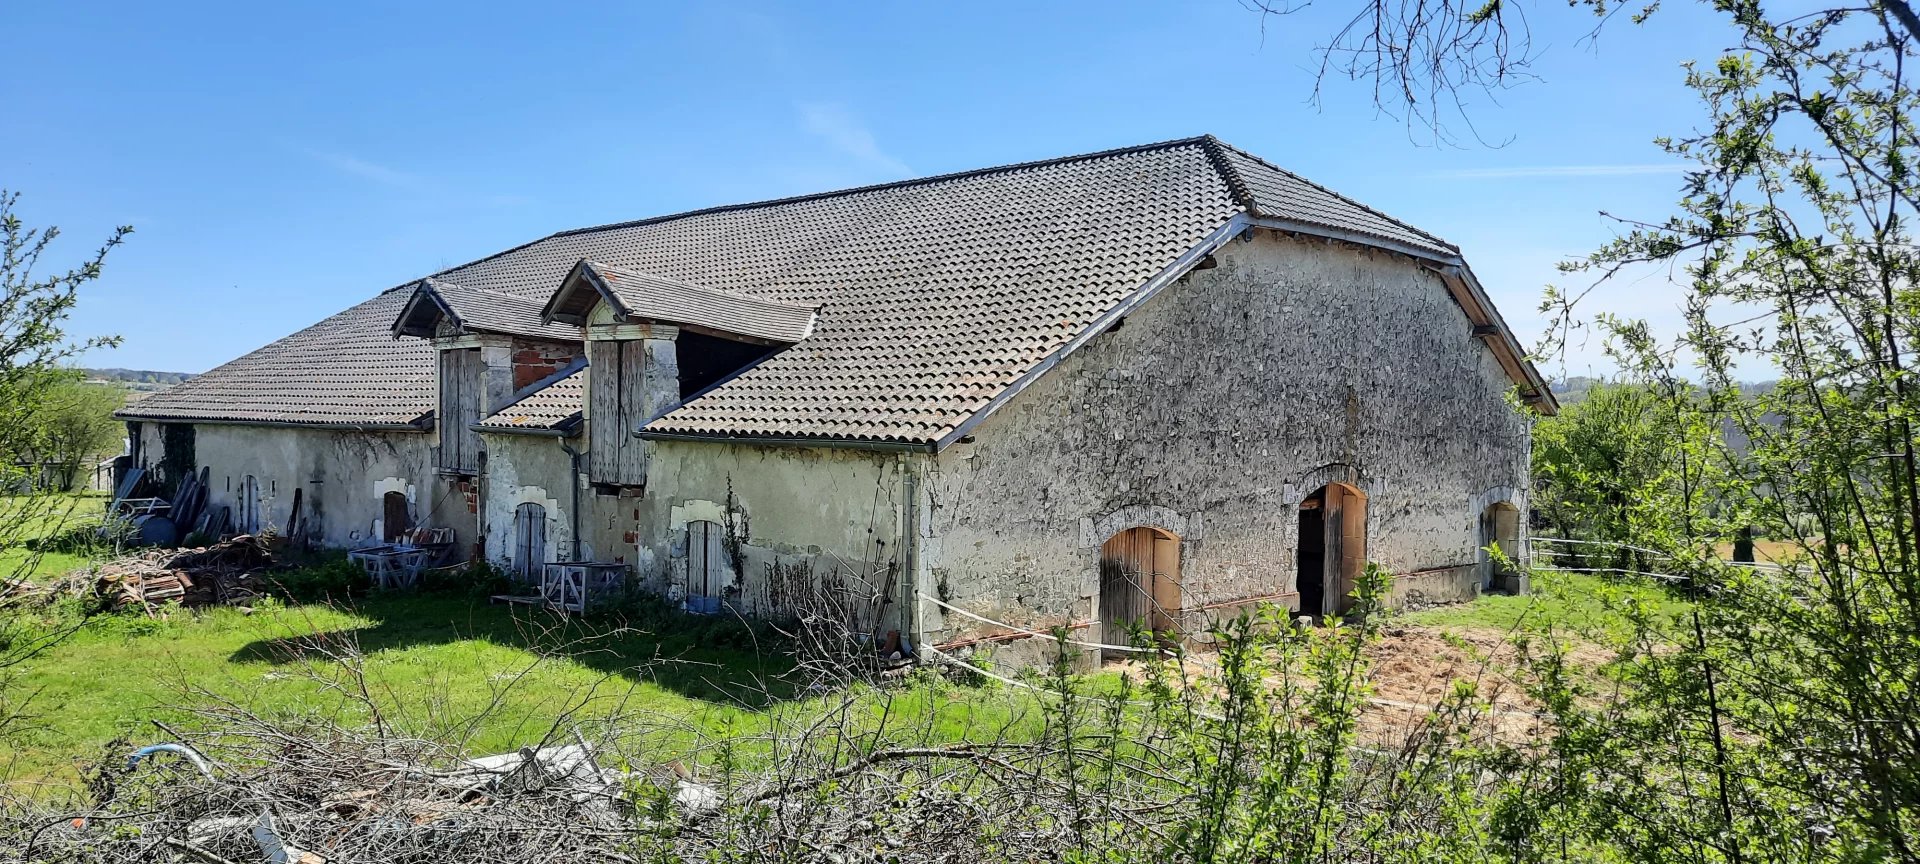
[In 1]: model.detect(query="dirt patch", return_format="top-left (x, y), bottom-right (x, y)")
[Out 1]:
top-left (1113, 622), bottom-right (1618, 746)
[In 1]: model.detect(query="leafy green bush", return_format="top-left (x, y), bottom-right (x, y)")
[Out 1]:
top-left (262, 556), bottom-right (370, 602)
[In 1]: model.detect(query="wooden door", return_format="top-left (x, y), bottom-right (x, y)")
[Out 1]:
top-left (1150, 532), bottom-right (1181, 633)
top-left (1100, 527), bottom-right (1181, 657)
top-left (1323, 486), bottom-right (1366, 614)
top-left (687, 520), bottom-right (727, 599)
top-left (514, 502), bottom-right (547, 582)
top-left (438, 348), bottom-right (483, 474)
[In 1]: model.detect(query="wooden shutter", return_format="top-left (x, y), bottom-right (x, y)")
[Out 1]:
top-left (617, 339), bottom-right (650, 484)
top-left (514, 503), bottom-right (547, 581)
top-left (687, 520), bottom-right (727, 598)
top-left (439, 348), bottom-right (483, 474)
top-left (588, 340), bottom-right (624, 483)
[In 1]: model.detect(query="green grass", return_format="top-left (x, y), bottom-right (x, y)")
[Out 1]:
top-left (1, 491), bottom-right (113, 583)
top-left (1405, 569), bottom-right (1692, 639)
top-left (1, 592), bottom-right (1048, 793)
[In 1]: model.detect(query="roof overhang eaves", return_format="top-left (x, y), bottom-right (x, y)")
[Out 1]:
top-left (637, 429), bottom-right (937, 453)
top-left (392, 279), bottom-right (462, 339)
top-left (113, 412), bottom-right (435, 433)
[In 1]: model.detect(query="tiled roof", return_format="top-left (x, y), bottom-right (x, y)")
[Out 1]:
top-left (476, 366), bottom-right (585, 434)
top-left (120, 289), bottom-right (435, 427)
top-left (393, 278), bottom-right (582, 342)
top-left (122, 135), bottom-right (1485, 442)
top-left (1205, 140), bottom-right (1457, 258)
top-left (549, 262), bottom-right (818, 344)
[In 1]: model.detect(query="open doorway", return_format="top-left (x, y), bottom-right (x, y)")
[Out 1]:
top-left (1296, 483), bottom-right (1367, 618)
top-left (382, 491), bottom-right (410, 543)
top-left (1479, 501), bottom-right (1522, 591)
top-left (1098, 526), bottom-right (1181, 661)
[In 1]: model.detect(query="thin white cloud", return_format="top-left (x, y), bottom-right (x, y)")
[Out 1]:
top-left (798, 102), bottom-right (912, 178)
top-left (305, 149), bottom-right (419, 187)
top-left (1435, 164), bottom-right (1690, 179)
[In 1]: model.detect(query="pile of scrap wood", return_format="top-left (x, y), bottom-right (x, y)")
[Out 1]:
top-left (93, 534), bottom-right (276, 611)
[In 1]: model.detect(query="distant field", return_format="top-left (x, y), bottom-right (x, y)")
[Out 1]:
top-left (1712, 538), bottom-right (1801, 563)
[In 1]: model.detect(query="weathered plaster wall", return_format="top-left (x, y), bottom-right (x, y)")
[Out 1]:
top-left (921, 230), bottom-right (1532, 642)
top-left (132, 422), bottom-right (473, 550)
top-left (477, 430), bottom-right (577, 573)
top-left (639, 442), bottom-right (909, 625)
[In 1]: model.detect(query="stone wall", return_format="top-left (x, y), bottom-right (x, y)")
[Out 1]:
top-left (918, 230), bottom-right (1532, 644)
top-left (130, 422), bottom-right (469, 551)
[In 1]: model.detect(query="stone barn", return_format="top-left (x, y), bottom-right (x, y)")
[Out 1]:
top-left (118, 136), bottom-right (1554, 658)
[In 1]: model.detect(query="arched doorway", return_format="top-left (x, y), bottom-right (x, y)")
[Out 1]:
top-left (513, 502), bottom-right (548, 583)
top-left (1098, 526), bottom-right (1181, 660)
top-left (1479, 501), bottom-right (1522, 591)
top-left (1296, 483), bottom-right (1366, 618)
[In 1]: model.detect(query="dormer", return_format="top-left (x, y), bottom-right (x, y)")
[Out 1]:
top-left (393, 278), bottom-right (584, 475)
top-left (541, 261), bottom-right (818, 488)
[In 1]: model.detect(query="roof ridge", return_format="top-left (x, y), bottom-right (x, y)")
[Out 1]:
top-left (423, 277), bottom-right (545, 306)
top-left (372, 136), bottom-right (1224, 300)
top-left (588, 261), bottom-right (822, 310)
top-left (1210, 138), bottom-right (1457, 252)
top-left (548, 135), bottom-right (1218, 241)
top-left (1198, 134), bottom-right (1258, 213)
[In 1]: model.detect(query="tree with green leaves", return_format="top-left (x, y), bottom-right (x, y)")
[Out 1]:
top-left (1260, 2), bottom-right (1920, 861)
top-left (0, 191), bottom-right (127, 465)
top-left (32, 375), bottom-right (127, 492)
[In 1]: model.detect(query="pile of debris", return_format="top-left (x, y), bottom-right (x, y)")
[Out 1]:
top-left (92, 534), bottom-right (277, 611)
top-left (12, 721), bottom-right (730, 864)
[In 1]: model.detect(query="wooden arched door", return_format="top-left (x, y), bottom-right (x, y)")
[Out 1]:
top-left (1098, 526), bottom-right (1181, 659)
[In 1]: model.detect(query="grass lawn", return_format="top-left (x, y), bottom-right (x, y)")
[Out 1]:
top-left (1405, 569), bottom-right (1692, 640)
top-left (1, 591), bottom-right (1049, 794)
top-left (1, 491), bottom-right (112, 583)
top-left (2, 559), bottom-right (1681, 795)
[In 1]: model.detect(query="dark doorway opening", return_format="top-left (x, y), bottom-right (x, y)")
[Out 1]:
top-left (383, 491), bottom-right (411, 543)
top-left (1296, 482), bottom-right (1367, 619)
top-left (1296, 494), bottom-right (1326, 618)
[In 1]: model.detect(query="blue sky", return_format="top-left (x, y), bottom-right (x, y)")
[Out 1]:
top-left (2, 1), bottom-right (1733, 378)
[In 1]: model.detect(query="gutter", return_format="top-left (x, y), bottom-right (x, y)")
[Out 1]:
top-left (471, 423), bottom-right (580, 438)
top-left (636, 429), bottom-right (937, 453)
top-left (557, 439), bottom-right (585, 560)
top-left (111, 414), bottom-right (435, 433)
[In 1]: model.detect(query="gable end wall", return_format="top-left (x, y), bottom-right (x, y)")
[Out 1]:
top-left (920, 230), bottom-right (1532, 642)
